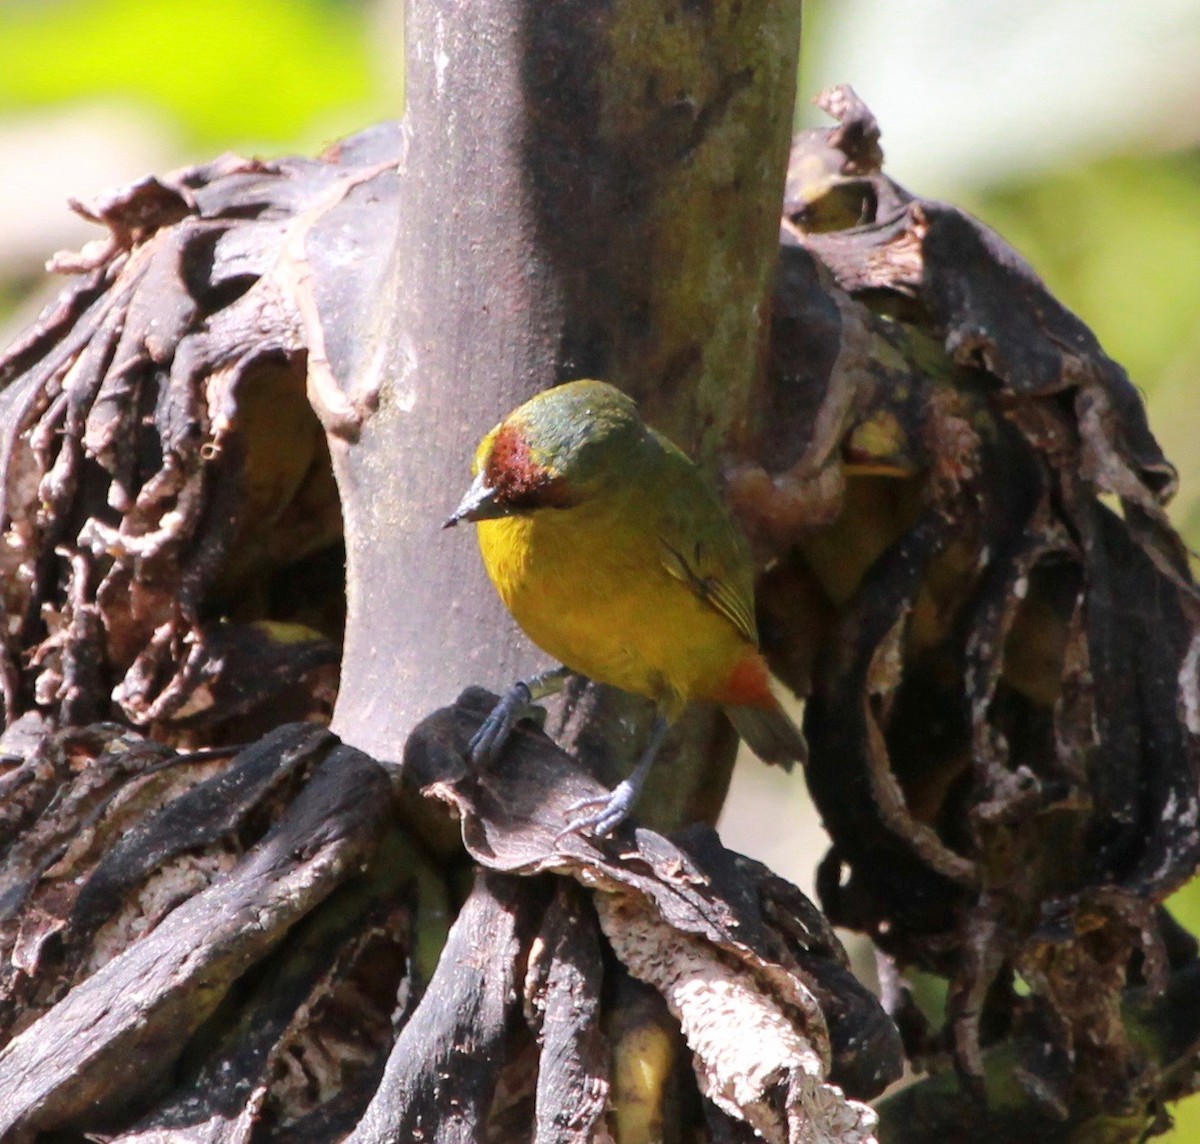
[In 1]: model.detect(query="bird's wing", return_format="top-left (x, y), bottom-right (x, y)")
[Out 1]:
top-left (658, 536), bottom-right (758, 643)
top-left (652, 443), bottom-right (759, 645)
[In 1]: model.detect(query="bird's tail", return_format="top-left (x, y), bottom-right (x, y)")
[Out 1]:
top-left (725, 702), bottom-right (807, 771)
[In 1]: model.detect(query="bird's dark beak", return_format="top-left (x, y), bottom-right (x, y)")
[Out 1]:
top-left (444, 471), bottom-right (506, 527)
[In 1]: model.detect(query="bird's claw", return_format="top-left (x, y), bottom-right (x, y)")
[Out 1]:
top-left (469, 682), bottom-right (533, 764)
top-left (555, 780), bottom-right (637, 841)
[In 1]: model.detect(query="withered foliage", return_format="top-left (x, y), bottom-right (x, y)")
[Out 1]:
top-left (743, 87), bottom-right (1200, 1136)
top-left (0, 147), bottom-right (346, 745)
top-left (0, 89), bottom-right (1196, 1142)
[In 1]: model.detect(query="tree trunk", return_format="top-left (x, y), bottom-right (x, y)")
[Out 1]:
top-left (329, 0), bottom-right (803, 836)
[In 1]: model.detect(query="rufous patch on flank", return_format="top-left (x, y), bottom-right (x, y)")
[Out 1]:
top-left (716, 650), bottom-right (777, 709)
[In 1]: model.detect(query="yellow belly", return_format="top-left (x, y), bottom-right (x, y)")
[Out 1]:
top-left (477, 503), bottom-right (749, 713)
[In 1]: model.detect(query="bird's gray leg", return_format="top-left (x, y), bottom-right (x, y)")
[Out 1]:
top-left (558, 714), bottom-right (670, 839)
top-left (469, 666), bottom-right (572, 764)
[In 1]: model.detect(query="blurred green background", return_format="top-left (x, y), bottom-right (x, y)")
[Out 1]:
top-left (1, 0), bottom-right (1197, 1134)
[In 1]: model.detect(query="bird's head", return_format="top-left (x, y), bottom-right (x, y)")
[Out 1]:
top-left (445, 379), bottom-right (646, 526)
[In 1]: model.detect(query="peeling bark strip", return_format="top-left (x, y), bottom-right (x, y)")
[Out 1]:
top-left (0, 723), bottom-right (334, 1049)
top-left (0, 735), bottom-right (395, 1137)
top-left (402, 690), bottom-right (901, 1140)
top-left (0, 721), bottom-right (427, 1141)
top-left (527, 883), bottom-right (609, 1144)
top-left (596, 894), bottom-right (878, 1144)
top-left (347, 871), bottom-right (551, 1144)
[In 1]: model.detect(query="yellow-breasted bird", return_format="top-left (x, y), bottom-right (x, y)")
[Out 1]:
top-left (445, 379), bottom-right (806, 836)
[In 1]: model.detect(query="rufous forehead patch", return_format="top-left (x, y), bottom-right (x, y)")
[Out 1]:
top-left (485, 423), bottom-right (573, 508)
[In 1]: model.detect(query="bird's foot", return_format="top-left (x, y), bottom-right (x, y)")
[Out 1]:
top-left (556, 780), bottom-right (639, 840)
top-left (469, 681), bottom-right (533, 764)
top-left (469, 667), bottom-right (571, 765)
top-left (555, 714), bottom-right (668, 841)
